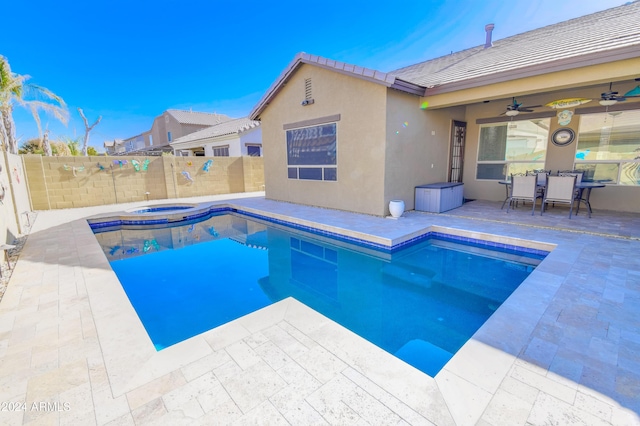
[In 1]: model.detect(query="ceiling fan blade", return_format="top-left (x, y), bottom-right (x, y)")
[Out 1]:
top-left (520, 105), bottom-right (542, 109)
top-left (519, 108), bottom-right (534, 113)
top-left (624, 85), bottom-right (640, 97)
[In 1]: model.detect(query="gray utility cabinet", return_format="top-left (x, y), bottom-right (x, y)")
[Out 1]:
top-left (415, 182), bottom-right (464, 213)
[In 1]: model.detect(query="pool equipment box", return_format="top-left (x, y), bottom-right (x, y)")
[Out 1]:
top-left (415, 182), bottom-right (464, 213)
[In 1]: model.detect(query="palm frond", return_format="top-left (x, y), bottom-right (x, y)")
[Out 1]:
top-left (28, 83), bottom-right (67, 107)
top-left (27, 100), bottom-right (69, 125)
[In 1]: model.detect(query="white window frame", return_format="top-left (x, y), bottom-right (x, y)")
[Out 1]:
top-left (476, 119), bottom-right (550, 181)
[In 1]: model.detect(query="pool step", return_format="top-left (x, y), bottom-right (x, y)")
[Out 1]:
top-left (394, 339), bottom-right (452, 377)
top-left (380, 264), bottom-right (435, 289)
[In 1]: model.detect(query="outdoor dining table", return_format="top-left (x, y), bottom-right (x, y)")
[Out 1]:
top-left (498, 180), bottom-right (606, 217)
top-left (575, 182), bottom-right (606, 218)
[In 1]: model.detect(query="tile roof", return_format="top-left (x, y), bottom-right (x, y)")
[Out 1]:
top-left (391, 1), bottom-right (640, 89)
top-left (250, 2), bottom-right (640, 118)
top-left (170, 117), bottom-right (260, 145)
top-left (166, 110), bottom-right (234, 126)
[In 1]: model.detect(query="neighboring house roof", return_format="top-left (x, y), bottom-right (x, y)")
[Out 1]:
top-left (170, 117), bottom-right (260, 146)
top-left (103, 139), bottom-right (123, 148)
top-left (392, 1), bottom-right (640, 92)
top-left (166, 109), bottom-right (234, 126)
top-left (250, 2), bottom-right (640, 119)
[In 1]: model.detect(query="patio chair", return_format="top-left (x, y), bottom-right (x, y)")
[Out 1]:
top-left (505, 174), bottom-right (540, 215)
top-left (558, 170), bottom-right (585, 209)
top-left (541, 175), bottom-right (577, 218)
top-left (558, 170), bottom-right (583, 186)
top-left (527, 169), bottom-right (550, 197)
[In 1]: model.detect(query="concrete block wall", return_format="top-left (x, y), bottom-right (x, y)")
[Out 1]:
top-left (242, 157), bottom-right (265, 192)
top-left (22, 155), bottom-right (49, 210)
top-left (23, 155), bottom-right (264, 210)
top-left (170, 157), bottom-right (246, 199)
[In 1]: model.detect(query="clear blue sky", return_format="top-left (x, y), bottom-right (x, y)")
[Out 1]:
top-left (2, 0), bottom-right (627, 151)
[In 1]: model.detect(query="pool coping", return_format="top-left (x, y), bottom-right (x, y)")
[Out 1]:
top-left (88, 201), bottom-right (555, 256)
top-left (83, 199), bottom-right (564, 425)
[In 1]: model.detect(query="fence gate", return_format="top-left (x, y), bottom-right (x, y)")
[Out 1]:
top-left (449, 120), bottom-right (466, 183)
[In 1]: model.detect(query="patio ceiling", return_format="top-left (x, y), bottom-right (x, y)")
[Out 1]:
top-left (421, 56), bottom-right (640, 109)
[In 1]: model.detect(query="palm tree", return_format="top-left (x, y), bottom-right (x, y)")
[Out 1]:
top-left (0, 55), bottom-right (68, 154)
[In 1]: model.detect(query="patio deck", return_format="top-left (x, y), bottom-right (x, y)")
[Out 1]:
top-left (0, 193), bottom-right (638, 425)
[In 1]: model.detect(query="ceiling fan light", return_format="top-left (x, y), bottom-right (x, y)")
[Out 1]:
top-left (599, 99), bottom-right (617, 106)
top-left (505, 109), bottom-right (519, 116)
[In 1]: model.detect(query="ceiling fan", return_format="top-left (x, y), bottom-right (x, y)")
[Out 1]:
top-left (501, 97), bottom-right (540, 116)
top-left (599, 81), bottom-right (640, 106)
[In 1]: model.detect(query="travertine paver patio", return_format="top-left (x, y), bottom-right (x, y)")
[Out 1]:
top-left (0, 192), bottom-right (639, 425)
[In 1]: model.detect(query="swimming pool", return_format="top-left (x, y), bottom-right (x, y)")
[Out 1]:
top-left (92, 211), bottom-right (545, 376)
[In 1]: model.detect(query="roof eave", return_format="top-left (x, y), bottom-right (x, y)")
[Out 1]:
top-left (389, 78), bottom-right (425, 96)
top-left (424, 44), bottom-right (640, 97)
top-left (170, 132), bottom-right (238, 148)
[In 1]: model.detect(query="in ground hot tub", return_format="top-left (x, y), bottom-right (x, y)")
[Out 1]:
top-left (87, 203), bottom-right (228, 230)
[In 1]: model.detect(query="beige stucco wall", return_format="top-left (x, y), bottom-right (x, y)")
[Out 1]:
top-left (259, 64), bottom-right (388, 216)
top-left (0, 152), bottom-right (32, 243)
top-left (258, 62), bottom-right (639, 215)
top-left (384, 90), bottom-right (465, 213)
top-left (461, 84), bottom-right (640, 212)
top-left (23, 155), bottom-right (264, 210)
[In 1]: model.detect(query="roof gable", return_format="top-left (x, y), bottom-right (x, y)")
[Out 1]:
top-left (249, 53), bottom-right (422, 120)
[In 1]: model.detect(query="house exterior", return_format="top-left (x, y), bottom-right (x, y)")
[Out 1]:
top-left (103, 139), bottom-right (125, 155)
top-left (169, 117), bottom-right (262, 157)
top-left (122, 132), bottom-right (150, 153)
top-left (118, 110), bottom-right (234, 155)
top-left (250, 2), bottom-right (640, 216)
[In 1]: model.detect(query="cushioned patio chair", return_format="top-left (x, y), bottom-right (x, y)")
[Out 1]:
top-left (559, 170), bottom-right (586, 210)
top-left (506, 174), bottom-right (540, 215)
top-left (527, 169), bottom-right (550, 198)
top-left (541, 175), bottom-right (577, 218)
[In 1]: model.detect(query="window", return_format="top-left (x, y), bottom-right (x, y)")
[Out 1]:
top-left (476, 119), bottom-right (549, 180)
top-left (167, 132), bottom-right (172, 142)
top-left (575, 110), bottom-right (640, 186)
top-left (213, 146), bottom-right (229, 157)
top-left (247, 145), bottom-right (261, 156)
top-left (286, 123), bottom-right (336, 181)
top-left (149, 135), bottom-right (153, 146)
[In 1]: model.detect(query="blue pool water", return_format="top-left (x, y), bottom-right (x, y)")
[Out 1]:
top-left (93, 212), bottom-right (544, 377)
